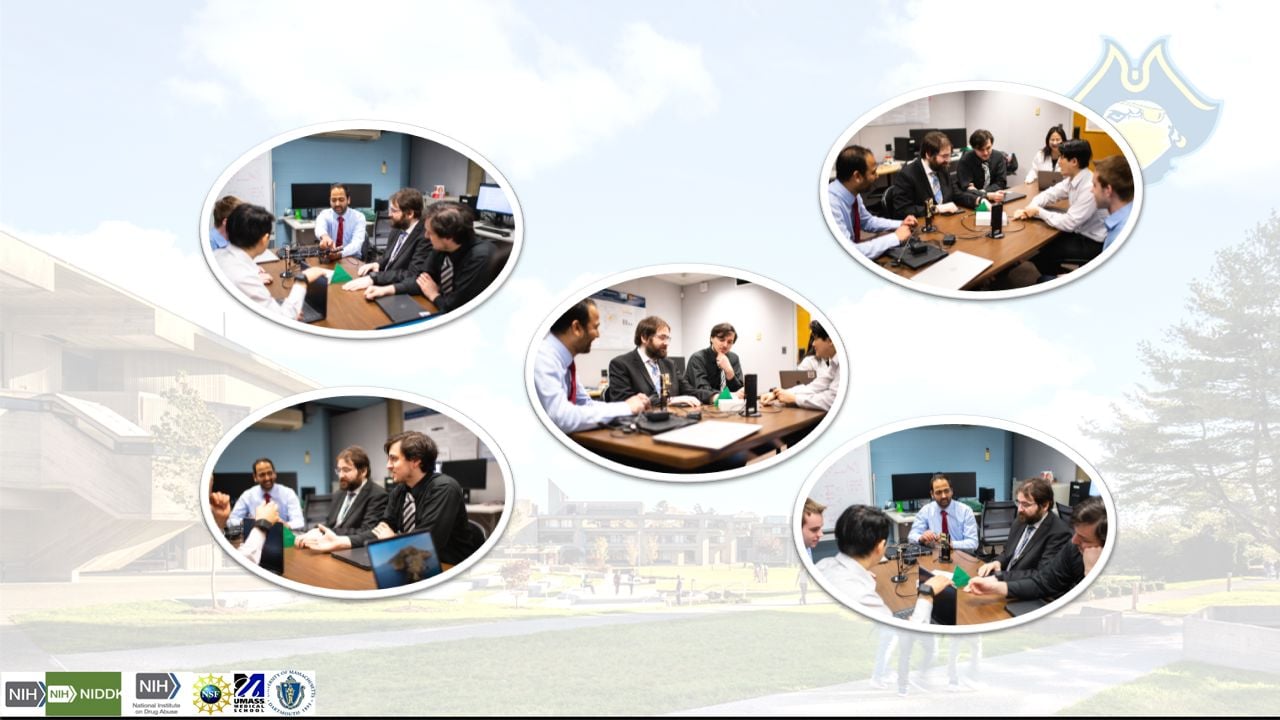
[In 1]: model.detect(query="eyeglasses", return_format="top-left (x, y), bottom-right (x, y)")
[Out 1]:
top-left (1015, 499), bottom-right (1039, 510)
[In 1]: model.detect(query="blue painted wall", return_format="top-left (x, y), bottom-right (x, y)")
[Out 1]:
top-left (869, 426), bottom-right (1014, 504)
top-left (214, 407), bottom-right (332, 497)
top-left (271, 131), bottom-right (412, 239)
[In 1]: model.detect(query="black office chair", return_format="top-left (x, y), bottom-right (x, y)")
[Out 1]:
top-left (468, 519), bottom-right (488, 542)
top-left (304, 494), bottom-right (332, 526)
top-left (483, 239), bottom-right (514, 287)
top-left (978, 501), bottom-right (1017, 556)
top-left (881, 184), bottom-right (904, 220)
top-left (1057, 502), bottom-right (1074, 523)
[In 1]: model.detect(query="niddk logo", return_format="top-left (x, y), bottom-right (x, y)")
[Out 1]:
top-left (266, 671), bottom-right (315, 715)
top-left (45, 672), bottom-right (121, 717)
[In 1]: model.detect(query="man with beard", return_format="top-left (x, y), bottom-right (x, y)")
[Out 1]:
top-left (888, 131), bottom-right (973, 219)
top-left (605, 315), bottom-right (699, 406)
top-left (535, 299), bottom-right (650, 433)
top-left (363, 200), bottom-right (496, 313)
top-left (228, 457), bottom-right (305, 531)
top-left (977, 477), bottom-right (1071, 580)
top-left (967, 496), bottom-right (1108, 602)
top-left (314, 183), bottom-right (368, 259)
top-left (342, 187), bottom-right (431, 296)
top-left (297, 446), bottom-right (388, 545)
top-left (294, 432), bottom-right (483, 566)
top-left (907, 473), bottom-right (978, 551)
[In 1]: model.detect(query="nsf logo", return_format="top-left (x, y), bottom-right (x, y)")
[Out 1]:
top-left (266, 670), bottom-right (316, 715)
top-left (192, 674), bottom-right (231, 715)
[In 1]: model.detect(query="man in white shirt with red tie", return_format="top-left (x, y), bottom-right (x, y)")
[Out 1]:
top-left (908, 473), bottom-right (979, 551)
top-left (534, 298), bottom-right (650, 434)
top-left (827, 145), bottom-right (917, 259)
top-left (315, 183), bottom-right (367, 259)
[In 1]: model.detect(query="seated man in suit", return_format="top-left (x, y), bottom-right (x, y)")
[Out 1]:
top-left (976, 477), bottom-right (1071, 581)
top-left (534, 299), bottom-right (650, 433)
top-left (228, 457), bottom-right (305, 531)
top-left (297, 446), bottom-right (388, 545)
top-left (342, 187), bottom-right (432, 295)
top-left (683, 322), bottom-right (746, 404)
top-left (605, 315), bottom-right (699, 406)
top-left (967, 496), bottom-right (1107, 602)
top-left (907, 473), bottom-right (979, 551)
top-left (364, 201), bottom-right (496, 313)
top-left (827, 145), bottom-right (917, 259)
top-left (762, 321), bottom-right (839, 411)
top-left (296, 432), bottom-right (483, 566)
top-left (955, 129), bottom-right (1009, 205)
top-left (887, 131), bottom-right (979, 219)
top-left (1012, 139), bottom-right (1108, 275)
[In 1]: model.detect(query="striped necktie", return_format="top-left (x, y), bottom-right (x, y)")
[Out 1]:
top-left (440, 255), bottom-right (454, 294)
top-left (401, 491), bottom-right (417, 533)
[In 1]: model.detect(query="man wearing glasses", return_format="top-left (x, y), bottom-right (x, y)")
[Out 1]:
top-left (907, 474), bottom-right (979, 551)
top-left (604, 315), bottom-right (699, 406)
top-left (976, 477), bottom-right (1071, 581)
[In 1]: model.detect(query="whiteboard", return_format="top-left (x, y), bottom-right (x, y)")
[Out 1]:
top-left (810, 443), bottom-right (872, 529)
top-left (220, 148), bottom-right (274, 217)
top-left (867, 98), bottom-right (930, 126)
top-left (591, 289), bottom-right (646, 350)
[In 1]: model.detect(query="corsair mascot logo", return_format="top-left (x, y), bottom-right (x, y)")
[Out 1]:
top-left (1073, 38), bottom-right (1220, 182)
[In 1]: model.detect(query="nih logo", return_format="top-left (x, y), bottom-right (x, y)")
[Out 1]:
top-left (135, 672), bottom-right (181, 700)
top-left (5, 680), bottom-right (46, 707)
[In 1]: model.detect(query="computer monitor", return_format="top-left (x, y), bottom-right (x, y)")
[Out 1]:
top-left (291, 183), bottom-right (331, 210)
top-left (891, 472), bottom-right (935, 502)
top-left (440, 459), bottom-right (487, 503)
top-left (476, 183), bottom-right (512, 216)
top-left (344, 183), bottom-right (373, 207)
top-left (941, 471), bottom-right (977, 497)
top-left (908, 128), bottom-right (939, 146)
top-left (941, 128), bottom-right (968, 151)
top-left (893, 136), bottom-right (915, 162)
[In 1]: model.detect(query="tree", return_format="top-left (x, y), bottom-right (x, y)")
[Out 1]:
top-left (1089, 213), bottom-right (1280, 573)
top-left (653, 500), bottom-right (670, 514)
top-left (500, 560), bottom-right (531, 608)
top-left (589, 536), bottom-right (610, 567)
top-left (624, 537), bottom-right (639, 567)
top-left (150, 371), bottom-right (226, 518)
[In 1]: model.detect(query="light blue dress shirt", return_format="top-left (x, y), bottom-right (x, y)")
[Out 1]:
top-left (228, 483), bottom-right (305, 530)
top-left (314, 208), bottom-right (368, 258)
top-left (828, 181), bottom-right (901, 259)
top-left (1101, 202), bottom-right (1132, 251)
top-left (534, 333), bottom-right (635, 433)
top-left (907, 500), bottom-right (978, 551)
top-left (209, 227), bottom-right (228, 251)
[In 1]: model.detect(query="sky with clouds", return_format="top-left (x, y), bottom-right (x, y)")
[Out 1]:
top-left (1, 0), bottom-right (1270, 512)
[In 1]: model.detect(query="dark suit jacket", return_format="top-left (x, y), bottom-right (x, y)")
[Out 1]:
top-left (683, 346), bottom-right (744, 404)
top-left (409, 238), bottom-right (495, 313)
top-left (995, 511), bottom-right (1071, 581)
top-left (351, 474), bottom-right (483, 566)
top-left (372, 221), bottom-right (431, 295)
top-left (955, 149), bottom-right (1010, 197)
top-left (604, 350), bottom-right (695, 405)
top-left (887, 158), bottom-right (975, 219)
top-left (1006, 541), bottom-right (1086, 602)
top-left (324, 480), bottom-right (388, 537)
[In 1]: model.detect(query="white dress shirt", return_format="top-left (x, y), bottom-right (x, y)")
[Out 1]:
top-left (1028, 169), bottom-right (1108, 242)
top-left (214, 246), bottom-right (306, 321)
top-left (534, 333), bottom-right (635, 433)
top-left (228, 483), bottom-right (305, 531)
top-left (314, 207), bottom-right (368, 258)
top-left (814, 552), bottom-right (931, 622)
top-left (791, 354), bottom-right (840, 411)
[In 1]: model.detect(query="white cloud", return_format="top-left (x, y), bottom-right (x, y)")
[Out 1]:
top-left (165, 77), bottom-right (228, 109)
top-left (180, 1), bottom-right (717, 177)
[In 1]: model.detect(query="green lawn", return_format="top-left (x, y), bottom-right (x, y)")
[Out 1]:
top-left (1059, 662), bottom-right (1280, 715)
top-left (1140, 583), bottom-right (1280, 615)
top-left (180, 609), bottom-right (1075, 715)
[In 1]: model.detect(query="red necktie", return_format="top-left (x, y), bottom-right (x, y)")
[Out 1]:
top-left (852, 199), bottom-right (861, 243)
top-left (940, 508), bottom-right (949, 536)
top-left (567, 361), bottom-right (577, 402)
top-left (264, 492), bottom-right (271, 505)
top-left (335, 215), bottom-right (344, 249)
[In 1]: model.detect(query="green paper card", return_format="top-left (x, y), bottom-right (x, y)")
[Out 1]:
top-left (331, 264), bottom-right (353, 284)
top-left (952, 565), bottom-right (971, 589)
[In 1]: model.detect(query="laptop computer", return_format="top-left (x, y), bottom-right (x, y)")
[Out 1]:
top-left (375, 294), bottom-right (433, 326)
top-left (999, 189), bottom-right (1027, 202)
top-left (919, 567), bottom-right (957, 625)
top-left (367, 530), bottom-right (443, 589)
top-left (330, 545), bottom-right (373, 571)
top-left (779, 370), bottom-right (817, 389)
top-left (298, 275), bottom-right (329, 323)
top-left (1037, 170), bottom-right (1064, 190)
top-left (242, 519), bottom-right (285, 576)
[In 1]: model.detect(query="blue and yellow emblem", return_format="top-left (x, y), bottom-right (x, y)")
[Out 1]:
top-left (1072, 38), bottom-right (1219, 182)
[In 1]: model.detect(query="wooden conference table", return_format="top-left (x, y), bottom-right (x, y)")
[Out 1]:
top-left (869, 546), bottom-right (1008, 624)
top-left (282, 547), bottom-right (454, 592)
top-left (571, 405), bottom-right (825, 472)
top-left (875, 181), bottom-right (1065, 290)
top-left (261, 255), bottom-right (437, 331)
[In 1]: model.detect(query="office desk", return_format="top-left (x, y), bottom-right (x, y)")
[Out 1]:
top-left (570, 405), bottom-right (825, 472)
top-left (875, 182), bottom-right (1064, 289)
top-left (869, 547), bottom-right (1008, 625)
top-left (259, 256), bottom-right (437, 331)
top-left (282, 547), bottom-right (455, 592)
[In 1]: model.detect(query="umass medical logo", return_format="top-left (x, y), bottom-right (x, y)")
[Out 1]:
top-left (233, 672), bottom-right (266, 711)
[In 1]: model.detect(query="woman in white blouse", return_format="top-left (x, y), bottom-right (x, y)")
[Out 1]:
top-left (1023, 125), bottom-right (1068, 184)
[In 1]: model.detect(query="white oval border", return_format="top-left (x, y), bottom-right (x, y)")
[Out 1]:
top-left (200, 385), bottom-right (516, 600)
top-left (200, 119), bottom-right (524, 339)
top-left (794, 414), bottom-right (1116, 635)
top-left (818, 81), bottom-right (1145, 301)
top-left (523, 263), bottom-right (849, 483)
